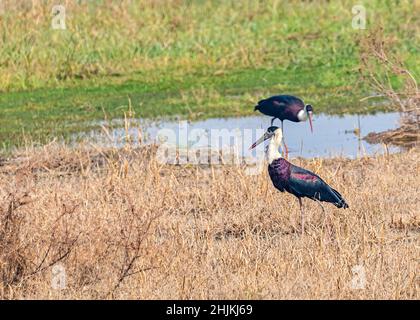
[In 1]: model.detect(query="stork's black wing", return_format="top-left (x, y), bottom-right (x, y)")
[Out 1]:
top-left (255, 96), bottom-right (287, 113)
top-left (255, 95), bottom-right (305, 120)
top-left (288, 164), bottom-right (348, 208)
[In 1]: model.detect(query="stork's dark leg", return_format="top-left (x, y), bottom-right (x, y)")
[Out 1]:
top-left (298, 197), bottom-right (304, 235)
top-left (314, 198), bottom-right (325, 215)
top-left (314, 198), bottom-right (332, 240)
top-left (271, 117), bottom-right (276, 126)
top-left (281, 121), bottom-right (289, 158)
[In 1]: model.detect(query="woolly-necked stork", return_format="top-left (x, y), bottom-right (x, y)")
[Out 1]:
top-left (250, 126), bottom-right (348, 234)
top-left (254, 95), bottom-right (313, 157)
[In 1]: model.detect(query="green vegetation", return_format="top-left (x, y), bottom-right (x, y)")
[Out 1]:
top-left (0, 0), bottom-right (419, 147)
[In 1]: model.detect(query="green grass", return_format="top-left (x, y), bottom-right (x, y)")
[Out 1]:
top-left (0, 0), bottom-right (419, 148)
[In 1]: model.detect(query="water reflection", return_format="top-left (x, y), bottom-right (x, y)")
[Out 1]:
top-left (78, 112), bottom-right (401, 159)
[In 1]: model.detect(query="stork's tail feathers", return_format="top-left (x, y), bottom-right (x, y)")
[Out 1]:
top-left (331, 188), bottom-right (349, 209)
top-left (254, 99), bottom-right (267, 111)
top-left (336, 200), bottom-right (349, 209)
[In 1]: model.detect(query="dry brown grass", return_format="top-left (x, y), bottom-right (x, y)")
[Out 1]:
top-left (0, 143), bottom-right (419, 299)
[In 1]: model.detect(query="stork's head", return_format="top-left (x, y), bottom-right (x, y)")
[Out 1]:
top-left (249, 126), bottom-right (283, 150)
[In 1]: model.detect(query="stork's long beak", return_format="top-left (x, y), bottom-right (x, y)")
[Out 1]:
top-left (249, 132), bottom-right (273, 150)
top-left (308, 111), bottom-right (313, 133)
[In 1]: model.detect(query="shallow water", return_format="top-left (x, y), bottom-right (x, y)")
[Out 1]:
top-left (78, 112), bottom-right (402, 159)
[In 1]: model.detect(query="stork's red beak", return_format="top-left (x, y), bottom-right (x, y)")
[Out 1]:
top-left (308, 111), bottom-right (313, 133)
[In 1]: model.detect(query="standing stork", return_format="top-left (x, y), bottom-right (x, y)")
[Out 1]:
top-left (250, 126), bottom-right (348, 234)
top-left (254, 95), bottom-right (313, 157)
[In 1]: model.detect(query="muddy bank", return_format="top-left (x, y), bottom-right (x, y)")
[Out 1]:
top-left (364, 111), bottom-right (419, 148)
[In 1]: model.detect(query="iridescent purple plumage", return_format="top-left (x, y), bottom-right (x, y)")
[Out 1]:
top-left (268, 158), bottom-right (348, 209)
top-left (268, 158), bottom-right (289, 192)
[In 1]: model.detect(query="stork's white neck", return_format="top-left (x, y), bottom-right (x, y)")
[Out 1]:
top-left (297, 109), bottom-right (307, 121)
top-left (267, 132), bottom-right (283, 164)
